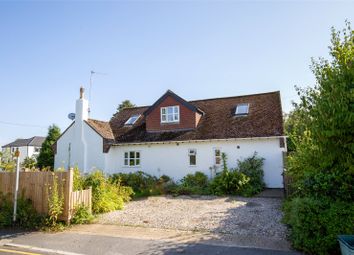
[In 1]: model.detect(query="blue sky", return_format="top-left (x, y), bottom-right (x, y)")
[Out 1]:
top-left (0, 1), bottom-right (353, 146)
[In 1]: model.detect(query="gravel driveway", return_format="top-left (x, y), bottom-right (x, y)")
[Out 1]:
top-left (98, 195), bottom-right (287, 240)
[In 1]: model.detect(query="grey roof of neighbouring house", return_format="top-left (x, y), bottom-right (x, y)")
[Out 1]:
top-left (2, 136), bottom-right (46, 148)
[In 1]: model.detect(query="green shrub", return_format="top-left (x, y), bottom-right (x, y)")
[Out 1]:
top-left (46, 174), bottom-right (64, 228)
top-left (111, 171), bottom-right (161, 197)
top-left (177, 171), bottom-right (210, 195)
top-left (0, 194), bottom-right (13, 228)
top-left (85, 170), bottom-right (133, 213)
top-left (237, 153), bottom-right (265, 196)
top-left (71, 204), bottom-right (94, 224)
top-left (181, 171), bottom-right (208, 188)
top-left (73, 167), bottom-right (85, 191)
top-left (0, 194), bottom-right (44, 229)
top-left (283, 197), bottom-right (354, 255)
top-left (210, 169), bottom-right (250, 195)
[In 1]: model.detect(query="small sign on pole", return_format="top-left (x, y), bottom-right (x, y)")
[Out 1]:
top-left (13, 149), bottom-right (20, 222)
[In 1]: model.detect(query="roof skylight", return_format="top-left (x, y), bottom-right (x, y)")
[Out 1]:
top-left (235, 103), bottom-right (249, 116)
top-left (125, 115), bottom-right (140, 125)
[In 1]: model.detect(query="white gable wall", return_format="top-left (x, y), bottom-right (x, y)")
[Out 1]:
top-left (54, 122), bottom-right (105, 171)
top-left (105, 138), bottom-right (284, 188)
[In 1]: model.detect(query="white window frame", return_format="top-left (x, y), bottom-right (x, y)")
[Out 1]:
top-left (235, 103), bottom-right (249, 115)
top-left (214, 148), bottom-right (222, 166)
top-left (124, 115), bottom-right (140, 125)
top-left (124, 151), bottom-right (141, 167)
top-left (188, 149), bottom-right (197, 166)
top-left (161, 105), bottom-right (180, 123)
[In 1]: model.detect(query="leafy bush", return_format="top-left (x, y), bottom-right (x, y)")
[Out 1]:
top-left (237, 153), bottom-right (265, 196)
top-left (0, 194), bottom-right (13, 227)
top-left (181, 171), bottom-right (208, 189)
top-left (111, 171), bottom-right (163, 197)
top-left (46, 174), bottom-right (64, 228)
top-left (73, 167), bottom-right (85, 191)
top-left (0, 194), bottom-right (44, 229)
top-left (283, 197), bottom-right (354, 254)
top-left (210, 169), bottom-right (250, 195)
top-left (71, 204), bottom-right (94, 225)
top-left (85, 171), bottom-right (133, 213)
top-left (178, 171), bottom-right (210, 195)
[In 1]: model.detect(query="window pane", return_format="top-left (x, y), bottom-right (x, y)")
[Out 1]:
top-left (236, 104), bottom-right (249, 115)
top-left (161, 114), bottom-right (166, 122)
top-left (215, 157), bottom-right (221, 165)
top-left (129, 159), bottom-right (135, 166)
top-left (174, 114), bottom-right (179, 121)
top-left (215, 149), bottom-right (221, 157)
top-left (168, 114), bottom-right (173, 122)
top-left (174, 106), bottom-right (179, 113)
top-left (124, 152), bottom-right (128, 159)
top-left (136, 159), bottom-right (140, 166)
top-left (161, 108), bottom-right (166, 114)
top-left (190, 155), bottom-right (196, 165)
top-left (130, 151), bottom-right (135, 159)
top-left (136, 152), bottom-right (140, 159)
top-left (124, 159), bottom-right (128, 166)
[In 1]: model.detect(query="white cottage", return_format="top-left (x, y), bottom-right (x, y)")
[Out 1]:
top-left (54, 88), bottom-right (286, 188)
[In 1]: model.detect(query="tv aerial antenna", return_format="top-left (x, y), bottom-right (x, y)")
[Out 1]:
top-left (88, 70), bottom-right (108, 115)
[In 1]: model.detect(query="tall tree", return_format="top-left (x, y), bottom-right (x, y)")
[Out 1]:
top-left (37, 124), bottom-right (61, 170)
top-left (116, 100), bottom-right (136, 113)
top-left (288, 22), bottom-right (353, 200)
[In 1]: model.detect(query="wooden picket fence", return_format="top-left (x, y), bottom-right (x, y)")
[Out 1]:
top-left (0, 169), bottom-right (91, 223)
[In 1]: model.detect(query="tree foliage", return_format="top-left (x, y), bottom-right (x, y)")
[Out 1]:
top-left (283, 22), bottom-right (354, 254)
top-left (22, 156), bottom-right (37, 169)
top-left (37, 124), bottom-right (61, 170)
top-left (116, 100), bottom-right (136, 113)
top-left (287, 22), bottom-right (353, 200)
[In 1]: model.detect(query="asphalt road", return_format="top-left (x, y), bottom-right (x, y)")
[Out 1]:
top-left (0, 231), bottom-right (301, 255)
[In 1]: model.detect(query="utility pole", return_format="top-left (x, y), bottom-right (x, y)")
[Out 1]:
top-left (13, 149), bottom-right (20, 222)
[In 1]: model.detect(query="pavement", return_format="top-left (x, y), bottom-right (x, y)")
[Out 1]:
top-left (0, 225), bottom-right (301, 255)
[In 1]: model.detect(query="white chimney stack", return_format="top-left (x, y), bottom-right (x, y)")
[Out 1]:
top-left (75, 86), bottom-right (89, 121)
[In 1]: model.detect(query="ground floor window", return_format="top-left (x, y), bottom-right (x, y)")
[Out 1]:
top-left (188, 149), bottom-right (197, 166)
top-left (124, 151), bottom-right (141, 166)
top-left (214, 148), bottom-right (222, 165)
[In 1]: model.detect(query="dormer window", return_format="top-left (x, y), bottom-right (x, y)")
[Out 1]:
top-left (125, 115), bottom-right (140, 125)
top-left (235, 103), bottom-right (249, 116)
top-left (161, 106), bottom-right (180, 123)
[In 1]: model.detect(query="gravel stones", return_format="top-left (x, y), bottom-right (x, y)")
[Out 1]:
top-left (98, 195), bottom-right (288, 240)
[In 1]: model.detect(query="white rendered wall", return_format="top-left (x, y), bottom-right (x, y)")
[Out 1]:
top-left (105, 138), bottom-right (285, 188)
top-left (54, 122), bottom-right (105, 172)
top-left (54, 124), bottom-right (75, 170)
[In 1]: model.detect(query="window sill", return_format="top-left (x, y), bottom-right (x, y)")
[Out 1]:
top-left (160, 121), bottom-right (180, 125)
top-left (122, 165), bottom-right (141, 168)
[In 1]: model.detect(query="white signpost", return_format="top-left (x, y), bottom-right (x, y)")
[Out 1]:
top-left (13, 149), bottom-right (20, 222)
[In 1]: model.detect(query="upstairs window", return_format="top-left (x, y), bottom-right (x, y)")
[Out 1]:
top-left (161, 106), bottom-right (180, 123)
top-left (125, 115), bottom-right (140, 125)
top-left (34, 147), bottom-right (40, 153)
top-left (124, 151), bottom-right (140, 167)
top-left (188, 149), bottom-right (197, 166)
top-left (235, 103), bottom-right (249, 116)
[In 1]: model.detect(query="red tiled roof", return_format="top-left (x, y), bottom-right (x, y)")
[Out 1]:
top-left (86, 91), bottom-right (284, 148)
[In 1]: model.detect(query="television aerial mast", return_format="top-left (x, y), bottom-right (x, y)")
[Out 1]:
top-left (88, 70), bottom-right (107, 115)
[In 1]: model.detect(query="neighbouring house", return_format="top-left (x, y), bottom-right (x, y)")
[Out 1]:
top-left (1, 136), bottom-right (46, 163)
top-left (54, 88), bottom-right (286, 188)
